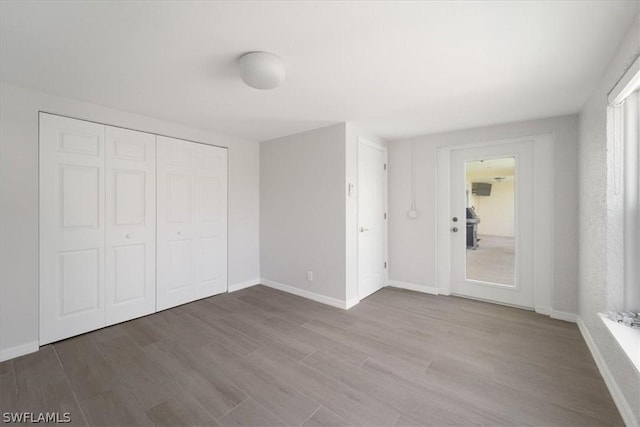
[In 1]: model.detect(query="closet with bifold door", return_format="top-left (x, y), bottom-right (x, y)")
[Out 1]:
top-left (39, 113), bottom-right (228, 345)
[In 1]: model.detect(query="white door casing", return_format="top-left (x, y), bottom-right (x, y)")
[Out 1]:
top-left (40, 113), bottom-right (106, 344)
top-left (105, 126), bottom-right (156, 326)
top-left (358, 139), bottom-right (388, 300)
top-left (156, 136), bottom-right (227, 310)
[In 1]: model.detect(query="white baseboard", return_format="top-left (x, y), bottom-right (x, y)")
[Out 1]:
top-left (345, 298), bottom-right (360, 310)
top-left (550, 310), bottom-right (578, 323)
top-left (228, 278), bottom-right (261, 293)
top-left (577, 316), bottom-right (638, 427)
top-left (0, 340), bottom-right (39, 362)
top-left (534, 307), bottom-right (579, 323)
top-left (388, 280), bottom-right (439, 296)
top-left (535, 306), bottom-right (553, 316)
top-left (260, 278), bottom-right (349, 310)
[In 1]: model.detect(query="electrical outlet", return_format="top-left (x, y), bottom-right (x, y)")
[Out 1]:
top-left (307, 271), bottom-right (313, 281)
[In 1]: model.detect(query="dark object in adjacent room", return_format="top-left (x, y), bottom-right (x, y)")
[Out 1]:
top-left (472, 182), bottom-right (492, 196)
top-left (466, 207), bottom-right (481, 249)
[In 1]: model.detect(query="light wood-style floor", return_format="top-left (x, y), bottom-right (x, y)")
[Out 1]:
top-left (0, 285), bottom-right (623, 426)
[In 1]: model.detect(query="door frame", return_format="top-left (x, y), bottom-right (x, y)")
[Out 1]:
top-left (436, 134), bottom-right (554, 314)
top-left (357, 137), bottom-right (389, 300)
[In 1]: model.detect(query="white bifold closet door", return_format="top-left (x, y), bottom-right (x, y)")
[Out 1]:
top-left (40, 114), bottom-right (157, 344)
top-left (156, 136), bottom-right (228, 311)
top-left (40, 114), bottom-right (227, 344)
top-left (40, 114), bottom-right (107, 344)
top-left (105, 126), bottom-right (156, 326)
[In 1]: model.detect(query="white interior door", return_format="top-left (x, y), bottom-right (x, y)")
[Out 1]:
top-left (156, 136), bottom-right (227, 310)
top-left (450, 141), bottom-right (535, 308)
top-left (358, 140), bottom-right (388, 300)
top-left (40, 113), bottom-right (106, 344)
top-left (105, 126), bottom-right (156, 326)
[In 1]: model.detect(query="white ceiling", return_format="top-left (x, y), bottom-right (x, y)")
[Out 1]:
top-left (466, 158), bottom-right (515, 180)
top-left (1, 1), bottom-right (638, 142)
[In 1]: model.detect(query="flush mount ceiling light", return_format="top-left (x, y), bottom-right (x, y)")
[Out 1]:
top-left (238, 51), bottom-right (285, 90)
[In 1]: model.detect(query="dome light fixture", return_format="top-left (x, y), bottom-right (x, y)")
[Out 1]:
top-left (238, 51), bottom-right (285, 90)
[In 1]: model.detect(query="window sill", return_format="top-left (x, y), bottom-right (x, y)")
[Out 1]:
top-left (598, 313), bottom-right (640, 373)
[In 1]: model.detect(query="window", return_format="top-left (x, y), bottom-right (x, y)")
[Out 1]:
top-left (603, 55), bottom-right (640, 372)
top-left (608, 55), bottom-right (640, 314)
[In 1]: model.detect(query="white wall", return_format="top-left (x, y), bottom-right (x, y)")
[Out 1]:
top-left (470, 180), bottom-right (515, 237)
top-left (579, 13), bottom-right (640, 425)
top-left (260, 123), bottom-right (386, 307)
top-left (0, 83), bottom-right (261, 358)
top-left (388, 114), bottom-right (579, 313)
top-left (260, 124), bottom-right (347, 302)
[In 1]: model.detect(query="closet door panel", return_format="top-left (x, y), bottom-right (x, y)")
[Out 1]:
top-left (40, 113), bottom-right (106, 345)
top-left (105, 126), bottom-right (156, 325)
top-left (157, 137), bottom-right (227, 310)
top-left (157, 136), bottom-right (197, 310)
top-left (169, 239), bottom-right (193, 289)
top-left (195, 144), bottom-right (228, 299)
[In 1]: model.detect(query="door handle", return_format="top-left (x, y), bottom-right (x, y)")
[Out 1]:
top-left (360, 226), bottom-right (370, 232)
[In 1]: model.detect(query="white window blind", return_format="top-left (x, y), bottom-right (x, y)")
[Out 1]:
top-left (622, 90), bottom-right (639, 313)
top-left (608, 52), bottom-right (640, 313)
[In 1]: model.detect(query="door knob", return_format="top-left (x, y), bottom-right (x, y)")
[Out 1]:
top-left (452, 227), bottom-right (459, 232)
top-left (360, 226), bottom-right (370, 232)
top-left (452, 217), bottom-right (458, 222)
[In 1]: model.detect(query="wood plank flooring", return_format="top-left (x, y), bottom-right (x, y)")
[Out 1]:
top-left (0, 286), bottom-right (623, 426)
